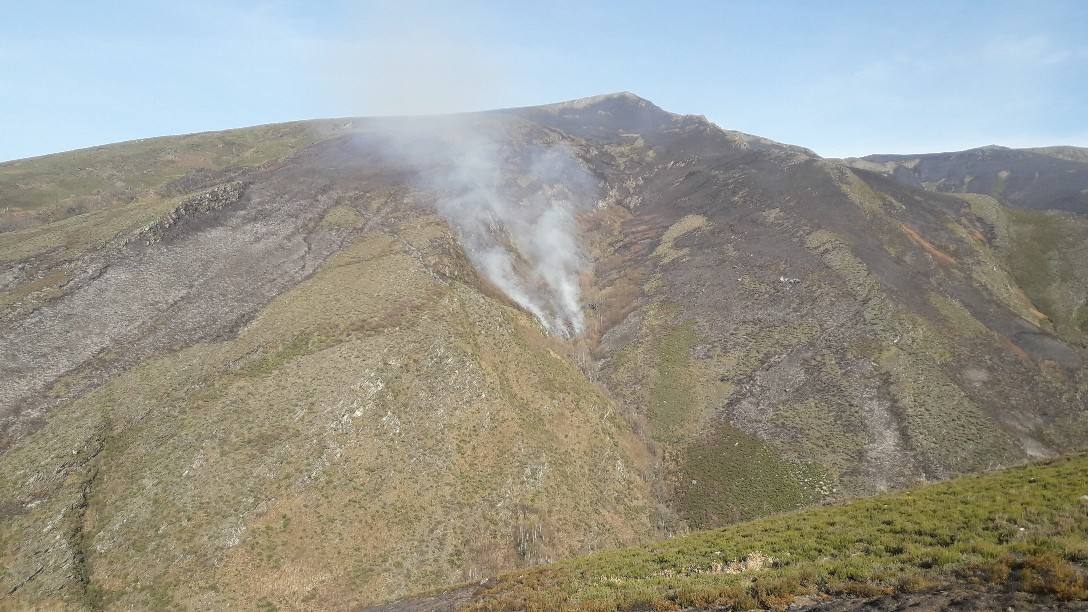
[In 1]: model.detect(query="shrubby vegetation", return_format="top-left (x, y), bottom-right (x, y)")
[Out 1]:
top-left (467, 454), bottom-right (1088, 610)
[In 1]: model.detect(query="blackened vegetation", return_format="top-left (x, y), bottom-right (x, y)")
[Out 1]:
top-left (1, 93), bottom-right (1086, 609)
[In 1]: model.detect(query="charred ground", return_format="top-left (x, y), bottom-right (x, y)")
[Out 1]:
top-left (1, 93), bottom-right (1085, 609)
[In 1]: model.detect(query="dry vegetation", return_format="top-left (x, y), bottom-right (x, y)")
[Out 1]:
top-left (2, 94), bottom-right (1086, 610)
top-left (0, 218), bottom-right (660, 609)
top-left (463, 454), bottom-right (1088, 610)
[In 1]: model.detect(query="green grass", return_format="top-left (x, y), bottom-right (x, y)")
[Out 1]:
top-left (648, 321), bottom-right (699, 440)
top-left (677, 426), bottom-right (824, 528)
top-left (641, 316), bottom-right (823, 527)
top-left (465, 454), bottom-right (1088, 610)
top-left (1007, 210), bottom-right (1063, 314)
top-left (0, 121), bottom-right (318, 213)
top-left (878, 346), bottom-right (1020, 473)
top-left (1005, 208), bottom-right (1088, 344)
top-left (1077, 304), bottom-right (1088, 335)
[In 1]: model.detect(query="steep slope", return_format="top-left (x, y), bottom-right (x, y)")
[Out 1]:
top-left (0, 112), bottom-right (657, 609)
top-left (845, 146), bottom-right (1088, 349)
top-left (516, 94), bottom-right (1085, 508)
top-left (390, 453), bottom-right (1088, 610)
top-left (1, 94), bottom-right (1086, 608)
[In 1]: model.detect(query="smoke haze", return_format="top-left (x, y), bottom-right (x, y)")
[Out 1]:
top-left (374, 117), bottom-right (594, 337)
top-left (336, 12), bottom-right (595, 337)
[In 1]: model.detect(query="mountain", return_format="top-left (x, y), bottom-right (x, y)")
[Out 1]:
top-left (1, 93), bottom-right (1085, 609)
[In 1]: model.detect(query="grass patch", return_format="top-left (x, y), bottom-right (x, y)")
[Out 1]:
top-left (1007, 210), bottom-right (1063, 315)
top-left (465, 454), bottom-right (1088, 610)
top-left (648, 321), bottom-right (699, 441)
top-left (1005, 208), bottom-right (1088, 344)
top-left (1077, 303), bottom-right (1088, 335)
top-left (319, 205), bottom-right (365, 230)
top-left (879, 347), bottom-right (1019, 473)
top-left (0, 121), bottom-right (317, 214)
top-left (677, 425), bottom-right (824, 528)
top-left (928, 293), bottom-right (989, 337)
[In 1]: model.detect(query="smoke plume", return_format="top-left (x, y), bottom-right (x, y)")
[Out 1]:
top-left (375, 116), bottom-right (595, 338)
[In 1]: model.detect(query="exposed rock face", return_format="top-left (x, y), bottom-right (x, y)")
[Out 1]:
top-left (127, 180), bottom-right (247, 246)
top-left (0, 93), bottom-right (1085, 608)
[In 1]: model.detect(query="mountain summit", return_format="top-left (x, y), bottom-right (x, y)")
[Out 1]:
top-left (1, 94), bottom-right (1085, 609)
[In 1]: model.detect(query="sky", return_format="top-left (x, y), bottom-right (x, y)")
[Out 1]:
top-left (1, 0), bottom-right (1086, 161)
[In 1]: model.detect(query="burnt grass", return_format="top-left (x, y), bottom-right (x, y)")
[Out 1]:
top-left (2, 93), bottom-right (1087, 608)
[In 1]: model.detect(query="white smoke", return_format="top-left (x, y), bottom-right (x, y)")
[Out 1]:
top-left (374, 116), bottom-right (594, 338)
top-left (324, 7), bottom-right (592, 336)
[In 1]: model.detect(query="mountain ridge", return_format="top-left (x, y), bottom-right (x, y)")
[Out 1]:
top-left (843, 144), bottom-right (1088, 213)
top-left (5, 90), bottom-right (1084, 168)
top-left (1, 93), bottom-right (1085, 609)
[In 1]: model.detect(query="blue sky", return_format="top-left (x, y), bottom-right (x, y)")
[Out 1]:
top-left (2, 0), bottom-right (1086, 161)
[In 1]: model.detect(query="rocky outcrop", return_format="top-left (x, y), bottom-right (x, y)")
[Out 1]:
top-left (127, 181), bottom-right (247, 246)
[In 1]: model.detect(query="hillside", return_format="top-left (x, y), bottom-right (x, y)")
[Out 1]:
top-left (378, 454), bottom-right (1088, 610)
top-left (845, 145), bottom-right (1088, 213)
top-left (1, 93), bottom-right (1086, 609)
top-left (844, 146), bottom-right (1088, 349)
